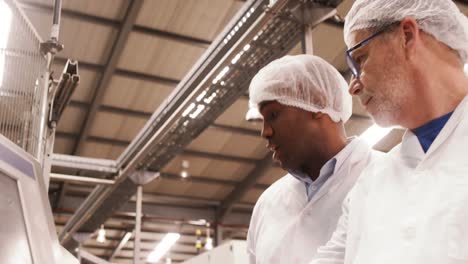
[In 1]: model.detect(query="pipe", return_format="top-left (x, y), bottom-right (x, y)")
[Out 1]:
top-left (50, 173), bottom-right (115, 185)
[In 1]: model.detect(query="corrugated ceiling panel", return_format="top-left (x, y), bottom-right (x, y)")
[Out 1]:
top-left (102, 75), bottom-right (175, 113)
top-left (53, 137), bottom-right (74, 155)
top-left (345, 115), bottom-right (373, 137)
top-left (312, 23), bottom-right (347, 72)
top-left (288, 42), bottom-right (302, 55)
top-left (336, 0), bottom-right (355, 17)
top-left (163, 155), bottom-right (254, 182)
top-left (23, 9), bottom-right (117, 64)
top-left (215, 98), bottom-right (262, 131)
top-left (136, 0), bottom-right (244, 41)
top-left (186, 128), bottom-right (266, 159)
top-left (218, 133), bottom-right (267, 159)
top-left (89, 111), bottom-right (147, 142)
top-left (117, 32), bottom-right (206, 80)
top-left (56, 105), bottom-right (87, 133)
top-left (144, 178), bottom-right (232, 200)
top-left (240, 188), bottom-right (265, 204)
top-left (199, 160), bottom-right (254, 182)
top-left (20, 0), bottom-right (129, 20)
top-left (59, 17), bottom-right (117, 64)
top-left (61, 0), bottom-right (129, 20)
top-left (80, 141), bottom-right (126, 159)
top-left (256, 166), bottom-right (285, 185)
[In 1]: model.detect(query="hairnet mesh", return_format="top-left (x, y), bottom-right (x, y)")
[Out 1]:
top-left (344, 0), bottom-right (468, 64)
top-left (248, 55), bottom-right (352, 123)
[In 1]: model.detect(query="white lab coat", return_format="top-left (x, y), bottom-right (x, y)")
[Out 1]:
top-left (247, 139), bottom-right (380, 264)
top-left (312, 95), bottom-right (468, 264)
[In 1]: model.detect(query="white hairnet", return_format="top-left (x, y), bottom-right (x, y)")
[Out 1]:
top-left (344, 0), bottom-right (468, 64)
top-left (248, 55), bottom-right (352, 123)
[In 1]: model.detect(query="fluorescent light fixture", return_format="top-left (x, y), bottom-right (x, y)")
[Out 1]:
top-left (122, 232), bottom-right (132, 244)
top-left (97, 225), bottom-right (106, 243)
top-left (147, 233), bottom-right (180, 263)
top-left (205, 237), bottom-right (213, 250)
top-left (359, 124), bottom-right (392, 146)
top-left (0, 0), bottom-right (13, 86)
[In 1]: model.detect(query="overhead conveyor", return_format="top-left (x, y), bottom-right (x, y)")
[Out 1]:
top-left (55, 0), bottom-right (345, 253)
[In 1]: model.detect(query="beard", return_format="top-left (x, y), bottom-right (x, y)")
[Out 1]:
top-left (367, 65), bottom-right (410, 127)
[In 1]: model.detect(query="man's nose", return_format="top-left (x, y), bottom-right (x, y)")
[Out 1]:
top-left (261, 122), bottom-right (272, 138)
top-left (349, 75), bottom-right (363, 96)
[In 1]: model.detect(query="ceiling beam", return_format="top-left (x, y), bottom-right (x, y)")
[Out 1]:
top-left (72, 0), bottom-right (144, 155)
top-left (18, 1), bottom-right (211, 47)
top-left (217, 154), bottom-right (273, 221)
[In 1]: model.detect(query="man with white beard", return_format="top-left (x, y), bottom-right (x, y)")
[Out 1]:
top-left (311, 1), bottom-right (468, 264)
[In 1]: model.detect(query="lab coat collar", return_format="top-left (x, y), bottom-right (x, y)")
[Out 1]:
top-left (400, 95), bottom-right (468, 166)
top-left (308, 138), bottom-right (369, 205)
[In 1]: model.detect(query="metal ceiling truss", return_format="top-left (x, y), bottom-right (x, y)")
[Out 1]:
top-left (54, 0), bottom-right (342, 253)
top-left (71, 0), bottom-right (143, 155)
top-left (17, 1), bottom-right (212, 47)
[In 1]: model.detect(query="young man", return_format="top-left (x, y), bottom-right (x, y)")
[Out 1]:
top-left (312, 1), bottom-right (468, 263)
top-left (246, 55), bottom-right (381, 264)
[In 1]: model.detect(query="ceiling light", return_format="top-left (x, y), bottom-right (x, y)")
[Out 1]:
top-left (359, 124), bottom-right (392, 146)
top-left (147, 233), bottom-right (180, 263)
top-left (180, 170), bottom-right (189, 178)
top-left (464, 64), bottom-right (468, 75)
top-left (180, 160), bottom-right (190, 178)
top-left (205, 223), bottom-right (213, 250)
top-left (97, 225), bottom-right (106, 243)
top-left (122, 231), bottom-right (132, 245)
top-left (205, 237), bottom-right (213, 250)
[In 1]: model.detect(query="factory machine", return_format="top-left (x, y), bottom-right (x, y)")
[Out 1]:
top-left (0, 0), bottom-right (79, 262)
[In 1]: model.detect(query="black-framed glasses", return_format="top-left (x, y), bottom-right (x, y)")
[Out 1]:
top-left (346, 23), bottom-right (397, 78)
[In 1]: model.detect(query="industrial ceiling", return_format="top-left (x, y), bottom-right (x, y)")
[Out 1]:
top-left (15, 0), bottom-right (468, 262)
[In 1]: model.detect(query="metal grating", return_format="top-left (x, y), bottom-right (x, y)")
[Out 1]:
top-left (0, 0), bottom-right (46, 158)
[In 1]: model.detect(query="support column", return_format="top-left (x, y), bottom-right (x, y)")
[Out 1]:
top-left (134, 185), bottom-right (143, 264)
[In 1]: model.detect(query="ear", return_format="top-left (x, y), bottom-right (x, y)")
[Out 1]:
top-left (400, 18), bottom-right (420, 59)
